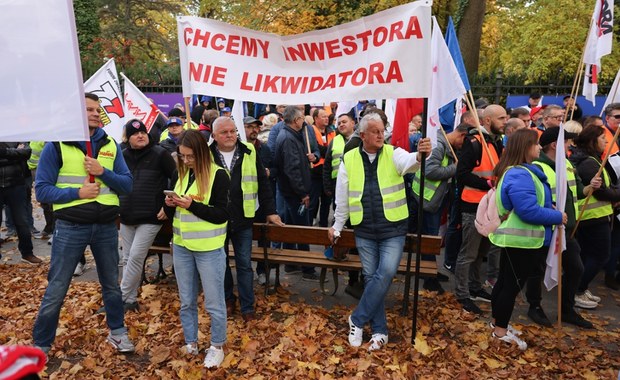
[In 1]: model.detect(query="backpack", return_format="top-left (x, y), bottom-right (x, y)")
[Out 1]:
top-left (475, 187), bottom-right (501, 237)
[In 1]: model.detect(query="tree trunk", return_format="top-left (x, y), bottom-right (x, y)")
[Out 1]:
top-left (457, 0), bottom-right (486, 76)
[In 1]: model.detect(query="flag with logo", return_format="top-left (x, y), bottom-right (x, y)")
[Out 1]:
top-left (84, 59), bottom-right (125, 140)
top-left (582, 0), bottom-right (614, 105)
top-left (544, 123), bottom-right (568, 291)
top-left (427, 17), bottom-right (467, 147)
top-left (121, 73), bottom-right (160, 132)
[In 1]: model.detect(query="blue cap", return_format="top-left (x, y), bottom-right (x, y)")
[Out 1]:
top-left (217, 98), bottom-right (225, 103)
top-left (222, 107), bottom-right (231, 112)
top-left (167, 117), bottom-right (183, 126)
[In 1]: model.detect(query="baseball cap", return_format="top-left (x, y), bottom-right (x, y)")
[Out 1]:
top-left (539, 127), bottom-right (578, 147)
top-left (243, 116), bottom-right (262, 125)
top-left (221, 107), bottom-right (231, 112)
top-left (530, 105), bottom-right (547, 119)
top-left (167, 117), bottom-right (184, 127)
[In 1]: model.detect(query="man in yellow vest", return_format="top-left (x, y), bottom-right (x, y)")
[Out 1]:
top-left (529, 127), bottom-right (600, 328)
top-left (210, 117), bottom-right (283, 321)
top-left (32, 93), bottom-right (135, 356)
top-left (328, 113), bottom-right (431, 351)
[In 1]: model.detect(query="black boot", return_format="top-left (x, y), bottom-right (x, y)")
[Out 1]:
top-left (605, 273), bottom-right (620, 290)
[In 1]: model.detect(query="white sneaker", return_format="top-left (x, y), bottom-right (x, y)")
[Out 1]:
top-left (73, 262), bottom-right (85, 277)
top-left (368, 333), bottom-right (388, 351)
top-left (575, 293), bottom-right (598, 309)
top-left (203, 345), bottom-right (224, 368)
top-left (492, 330), bottom-right (527, 350)
top-left (257, 273), bottom-right (266, 285)
top-left (107, 332), bottom-right (135, 353)
top-left (183, 342), bottom-right (199, 355)
top-left (583, 289), bottom-right (601, 303)
top-left (348, 315), bottom-right (363, 347)
top-left (489, 321), bottom-right (522, 336)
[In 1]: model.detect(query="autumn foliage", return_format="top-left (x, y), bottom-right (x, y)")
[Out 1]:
top-left (1, 261), bottom-right (619, 379)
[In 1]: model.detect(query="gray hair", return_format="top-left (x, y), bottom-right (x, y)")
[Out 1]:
top-left (283, 105), bottom-right (303, 125)
top-left (212, 116), bottom-right (235, 134)
top-left (358, 113), bottom-right (383, 133)
top-left (605, 102), bottom-right (620, 115)
top-left (542, 104), bottom-right (562, 117)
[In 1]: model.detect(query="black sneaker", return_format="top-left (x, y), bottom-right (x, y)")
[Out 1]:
top-left (423, 278), bottom-right (445, 294)
top-left (528, 306), bottom-right (553, 327)
top-left (436, 272), bottom-right (450, 282)
top-left (124, 302), bottom-right (139, 312)
top-left (344, 282), bottom-right (364, 300)
top-left (443, 262), bottom-right (455, 274)
top-left (470, 289), bottom-right (492, 303)
top-left (458, 298), bottom-right (483, 315)
top-left (561, 310), bottom-right (594, 329)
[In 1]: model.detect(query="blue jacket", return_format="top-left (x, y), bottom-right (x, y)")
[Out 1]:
top-left (498, 163), bottom-right (563, 246)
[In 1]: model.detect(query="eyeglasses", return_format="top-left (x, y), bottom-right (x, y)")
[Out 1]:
top-left (547, 115), bottom-right (564, 120)
top-left (609, 114), bottom-right (620, 120)
top-left (178, 154), bottom-right (195, 162)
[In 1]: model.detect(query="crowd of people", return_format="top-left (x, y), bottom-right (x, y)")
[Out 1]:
top-left (1, 92), bottom-right (619, 366)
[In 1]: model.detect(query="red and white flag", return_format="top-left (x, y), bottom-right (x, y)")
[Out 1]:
top-left (544, 123), bottom-right (568, 291)
top-left (427, 17), bottom-right (466, 147)
top-left (84, 59), bottom-right (125, 140)
top-left (391, 98), bottom-right (424, 151)
top-left (121, 73), bottom-right (159, 132)
top-left (583, 0), bottom-right (614, 105)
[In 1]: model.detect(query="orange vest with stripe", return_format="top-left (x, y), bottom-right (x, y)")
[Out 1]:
top-left (312, 125), bottom-right (335, 168)
top-left (602, 126), bottom-right (619, 159)
top-left (461, 134), bottom-right (500, 204)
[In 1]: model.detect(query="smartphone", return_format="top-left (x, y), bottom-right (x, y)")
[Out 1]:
top-left (164, 190), bottom-right (180, 198)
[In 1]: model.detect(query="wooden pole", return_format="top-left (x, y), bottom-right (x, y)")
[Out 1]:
top-left (303, 123), bottom-right (313, 168)
top-left (440, 126), bottom-right (459, 164)
top-left (557, 227), bottom-right (563, 328)
top-left (464, 91), bottom-right (496, 167)
top-left (564, 21), bottom-right (593, 124)
top-left (184, 97), bottom-right (191, 127)
top-left (571, 125), bottom-right (620, 237)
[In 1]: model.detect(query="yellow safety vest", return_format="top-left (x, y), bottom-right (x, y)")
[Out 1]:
top-left (412, 154), bottom-right (449, 202)
top-left (534, 160), bottom-right (578, 216)
top-left (172, 165), bottom-right (228, 251)
top-left (53, 141), bottom-right (119, 211)
top-left (489, 166), bottom-right (546, 249)
top-left (344, 144), bottom-right (408, 226)
top-left (240, 142), bottom-right (259, 218)
top-left (28, 141), bottom-right (46, 170)
top-left (578, 157), bottom-right (613, 220)
top-left (330, 134), bottom-right (345, 179)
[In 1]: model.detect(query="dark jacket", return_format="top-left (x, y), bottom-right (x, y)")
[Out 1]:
top-left (211, 141), bottom-right (275, 232)
top-left (159, 136), bottom-right (179, 154)
top-left (120, 140), bottom-right (176, 225)
top-left (0, 142), bottom-right (30, 188)
top-left (457, 130), bottom-right (503, 213)
top-left (35, 128), bottom-right (132, 224)
top-left (275, 125), bottom-right (312, 201)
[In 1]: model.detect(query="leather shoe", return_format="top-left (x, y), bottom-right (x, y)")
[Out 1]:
top-left (344, 282), bottom-right (364, 300)
top-left (226, 299), bottom-right (236, 316)
top-left (423, 278), bottom-right (445, 294)
top-left (528, 306), bottom-right (553, 327)
top-left (562, 310), bottom-right (594, 329)
top-left (242, 313), bottom-right (256, 322)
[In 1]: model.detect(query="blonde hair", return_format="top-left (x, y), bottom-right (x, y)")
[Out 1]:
top-left (564, 120), bottom-right (583, 134)
top-left (261, 113), bottom-right (279, 128)
top-left (176, 130), bottom-right (212, 197)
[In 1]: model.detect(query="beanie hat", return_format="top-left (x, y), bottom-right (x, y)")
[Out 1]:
top-left (125, 119), bottom-right (147, 139)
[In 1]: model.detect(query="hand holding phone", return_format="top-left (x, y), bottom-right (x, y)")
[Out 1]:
top-left (164, 190), bottom-right (180, 198)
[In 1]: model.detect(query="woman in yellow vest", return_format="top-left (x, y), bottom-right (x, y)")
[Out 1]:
top-left (164, 130), bottom-right (230, 368)
top-left (488, 129), bottom-right (565, 350)
top-left (570, 125), bottom-right (620, 306)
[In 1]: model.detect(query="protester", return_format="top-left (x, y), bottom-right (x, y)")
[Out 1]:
top-left (329, 112), bottom-right (431, 351)
top-left (489, 128), bottom-right (565, 350)
top-left (309, 108), bottom-right (335, 227)
top-left (32, 92), bottom-right (135, 356)
top-left (165, 129), bottom-right (230, 368)
top-left (160, 117), bottom-right (185, 154)
top-left (117, 119), bottom-right (176, 311)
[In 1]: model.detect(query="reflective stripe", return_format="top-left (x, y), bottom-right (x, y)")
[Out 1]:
top-left (242, 175), bottom-right (257, 182)
top-left (412, 176), bottom-right (439, 191)
top-left (179, 213), bottom-right (202, 223)
top-left (57, 175), bottom-right (84, 184)
top-left (473, 170), bottom-right (494, 178)
top-left (384, 198), bottom-right (407, 210)
top-left (178, 227), bottom-right (228, 240)
top-left (382, 182), bottom-right (405, 195)
top-left (349, 205), bottom-right (363, 213)
top-left (583, 200), bottom-right (610, 210)
top-left (333, 153), bottom-right (342, 160)
top-left (98, 188), bottom-right (114, 195)
top-left (567, 179), bottom-right (576, 188)
top-left (493, 227), bottom-right (545, 239)
top-left (243, 193), bottom-right (257, 201)
top-left (349, 190), bottom-right (362, 198)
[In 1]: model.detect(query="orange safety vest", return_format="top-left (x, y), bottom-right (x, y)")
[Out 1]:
top-left (312, 125), bottom-right (335, 168)
top-left (461, 134), bottom-right (500, 204)
top-left (602, 126), bottom-right (619, 159)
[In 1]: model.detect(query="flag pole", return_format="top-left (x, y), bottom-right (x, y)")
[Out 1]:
top-left (571, 125), bottom-right (620, 237)
top-left (464, 90), bottom-right (496, 167)
top-left (557, 227), bottom-right (563, 328)
top-left (184, 97), bottom-right (191, 126)
top-left (440, 125), bottom-right (458, 164)
top-left (85, 141), bottom-right (95, 183)
top-left (303, 123), bottom-right (313, 168)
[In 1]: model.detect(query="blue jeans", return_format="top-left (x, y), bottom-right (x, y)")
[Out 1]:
top-left (5, 176), bottom-right (35, 232)
top-left (224, 227), bottom-right (255, 315)
top-left (0, 184), bottom-right (33, 257)
top-left (173, 244), bottom-right (227, 346)
top-left (351, 234), bottom-right (406, 335)
top-left (33, 220), bottom-right (125, 348)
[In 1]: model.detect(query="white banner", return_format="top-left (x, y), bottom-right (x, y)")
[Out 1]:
top-left (121, 73), bottom-right (160, 132)
top-left (84, 59), bottom-right (125, 141)
top-left (0, 0), bottom-right (88, 142)
top-left (177, 1), bottom-right (431, 104)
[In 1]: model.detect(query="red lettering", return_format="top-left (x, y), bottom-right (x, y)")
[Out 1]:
top-left (341, 35), bottom-right (357, 55)
top-left (338, 71), bottom-right (353, 87)
top-left (351, 68), bottom-right (367, 86)
top-left (257, 39), bottom-right (270, 59)
top-left (356, 30), bottom-right (372, 51)
top-left (191, 29), bottom-right (211, 48)
top-left (281, 76), bottom-right (304, 93)
top-left (385, 60), bottom-right (403, 83)
top-left (226, 35), bottom-right (240, 54)
top-left (300, 77), bottom-right (309, 94)
top-left (325, 39), bottom-right (342, 59)
top-left (189, 62), bottom-right (204, 82)
top-left (262, 75), bottom-right (280, 92)
top-left (281, 46), bottom-right (290, 61)
top-left (188, 62), bottom-right (226, 85)
top-left (183, 28), bottom-right (193, 46)
top-left (368, 62), bottom-right (385, 84)
top-left (241, 37), bottom-right (258, 58)
top-left (373, 26), bottom-right (388, 47)
top-left (322, 74), bottom-right (336, 90)
top-left (389, 21), bottom-right (404, 42)
top-left (211, 33), bottom-right (226, 51)
top-left (286, 45), bottom-right (305, 61)
top-left (212, 66), bottom-right (226, 86)
top-left (404, 16), bottom-right (423, 39)
top-left (309, 77), bottom-right (323, 92)
top-left (240, 72), bottom-right (253, 90)
top-left (302, 42), bottom-right (325, 61)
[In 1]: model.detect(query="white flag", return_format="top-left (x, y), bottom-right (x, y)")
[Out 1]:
top-left (427, 17), bottom-right (467, 147)
top-left (84, 59), bottom-right (125, 141)
top-left (335, 101), bottom-right (358, 121)
top-left (544, 123), bottom-right (568, 291)
top-left (582, 0), bottom-right (614, 105)
top-left (232, 100), bottom-right (246, 142)
top-left (601, 68), bottom-right (620, 114)
top-left (384, 99), bottom-right (397, 131)
top-left (121, 73), bottom-right (160, 132)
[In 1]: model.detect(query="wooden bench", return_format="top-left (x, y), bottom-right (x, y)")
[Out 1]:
top-left (245, 223), bottom-right (441, 296)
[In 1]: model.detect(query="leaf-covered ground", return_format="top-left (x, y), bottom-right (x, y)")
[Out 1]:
top-left (1, 261), bottom-right (619, 379)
